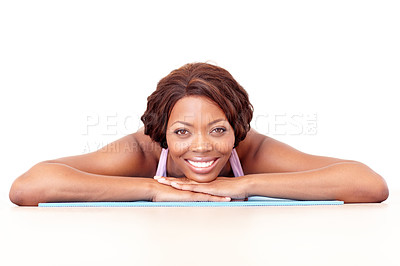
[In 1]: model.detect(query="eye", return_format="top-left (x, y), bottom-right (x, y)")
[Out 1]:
top-left (174, 129), bottom-right (190, 136)
top-left (211, 127), bottom-right (226, 134)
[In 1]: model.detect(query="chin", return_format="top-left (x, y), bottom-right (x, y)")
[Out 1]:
top-left (186, 173), bottom-right (218, 183)
top-left (182, 156), bottom-right (226, 182)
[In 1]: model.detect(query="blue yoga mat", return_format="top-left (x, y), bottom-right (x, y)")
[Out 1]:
top-left (38, 196), bottom-right (343, 207)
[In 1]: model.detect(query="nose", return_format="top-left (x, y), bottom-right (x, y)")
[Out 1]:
top-left (190, 132), bottom-right (212, 152)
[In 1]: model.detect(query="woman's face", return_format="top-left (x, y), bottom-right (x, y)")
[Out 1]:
top-left (166, 96), bottom-right (235, 182)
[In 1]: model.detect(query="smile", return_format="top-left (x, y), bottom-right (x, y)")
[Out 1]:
top-left (187, 160), bottom-right (215, 168)
top-left (184, 158), bottom-right (219, 174)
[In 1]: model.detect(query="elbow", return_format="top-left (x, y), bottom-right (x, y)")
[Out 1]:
top-left (9, 179), bottom-right (35, 206)
top-left (369, 178), bottom-right (389, 203)
top-left (9, 163), bottom-right (49, 206)
top-left (345, 162), bottom-right (389, 203)
top-left (363, 167), bottom-right (389, 203)
top-left (359, 181), bottom-right (389, 203)
top-left (9, 179), bottom-right (41, 206)
top-left (344, 185), bottom-right (389, 204)
top-left (9, 182), bottom-right (22, 206)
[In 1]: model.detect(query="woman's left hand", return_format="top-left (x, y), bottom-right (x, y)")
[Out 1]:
top-left (154, 175), bottom-right (250, 200)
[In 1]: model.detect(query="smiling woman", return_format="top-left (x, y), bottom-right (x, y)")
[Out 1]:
top-left (9, 63), bottom-right (389, 206)
top-left (164, 96), bottom-right (236, 183)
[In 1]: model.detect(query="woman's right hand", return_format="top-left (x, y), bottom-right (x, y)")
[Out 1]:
top-left (151, 178), bottom-right (231, 202)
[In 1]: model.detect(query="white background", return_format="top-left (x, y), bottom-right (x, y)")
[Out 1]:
top-left (1, 0), bottom-right (399, 205)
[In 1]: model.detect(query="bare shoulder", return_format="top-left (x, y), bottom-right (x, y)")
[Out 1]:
top-left (234, 128), bottom-right (265, 172)
top-left (47, 128), bottom-right (162, 177)
top-left (133, 127), bottom-right (163, 163)
top-left (236, 128), bottom-right (349, 174)
top-left (235, 128), bottom-right (264, 159)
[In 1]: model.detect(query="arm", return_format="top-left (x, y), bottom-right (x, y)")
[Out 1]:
top-left (9, 133), bottom-right (229, 206)
top-left (246, 161), bottom-right (388, 203)
top-left (245, 134), bottom-right (389, 203)
top-left (9, 162), bottom-right (155, 206)
top-left (9, 133), bottom-right (153, 206)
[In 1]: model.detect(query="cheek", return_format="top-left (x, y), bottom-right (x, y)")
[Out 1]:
top-left (166, 136), bottom-right (190, 154)
top-left (215, 134), bottom-right (235, 154)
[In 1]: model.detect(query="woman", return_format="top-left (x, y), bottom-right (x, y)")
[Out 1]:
top-left (9, 63), bottom-right (389, 206)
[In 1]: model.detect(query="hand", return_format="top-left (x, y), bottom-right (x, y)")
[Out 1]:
top-left (154, 175), bottom-right (249, 200)
top-left (151, 179), bottom-right (231, 202)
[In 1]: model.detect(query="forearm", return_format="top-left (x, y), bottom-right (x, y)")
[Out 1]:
top-left (246, 162), bottom-right (389, 203)
top-left (9, 162), bottom-right (154, 206)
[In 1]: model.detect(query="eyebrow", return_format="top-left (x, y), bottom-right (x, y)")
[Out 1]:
top-left (171, 118), bottom-right (227, 127)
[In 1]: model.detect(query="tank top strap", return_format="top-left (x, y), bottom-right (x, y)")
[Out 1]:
top-left (154, 148), bottom-right (244, 177)
top-left (155, 148), bottom-right (168, 177)
top-left (229, 148), bottom-right (245, 177)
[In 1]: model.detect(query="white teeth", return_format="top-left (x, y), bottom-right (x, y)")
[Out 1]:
top-left (187, 160), bottom-right (215, 168)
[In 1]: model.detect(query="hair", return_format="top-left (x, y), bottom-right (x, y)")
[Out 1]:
top-left (140, 62), bottom-right (254, 149)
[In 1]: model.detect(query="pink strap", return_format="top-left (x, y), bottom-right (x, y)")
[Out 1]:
top-left (229, 148), bottom-right (244, 177)
top-left (155, 148), bottom-right (168, 177)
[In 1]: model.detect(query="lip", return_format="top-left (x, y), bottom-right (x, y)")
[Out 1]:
top-left (184, 158), bottom-right (219, 174)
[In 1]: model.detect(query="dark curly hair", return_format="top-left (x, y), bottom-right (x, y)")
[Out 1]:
top-left (140, 62), bottom-right (254, 149)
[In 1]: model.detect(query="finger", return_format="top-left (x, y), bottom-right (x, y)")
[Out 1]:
top-left (171, 182), bottom-right (217, 195)
top-left (166, 177), bottom-right (195, 184)
top-left (190, 192), bottom-right (231, 202)
top-left (155, 177), bottom-right (170, 185)
top-left (156, 177), bottom-right (197, 186)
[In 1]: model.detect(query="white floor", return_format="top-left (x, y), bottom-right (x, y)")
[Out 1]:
top-left (2, 191), bottom-right (399, 266)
